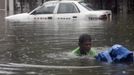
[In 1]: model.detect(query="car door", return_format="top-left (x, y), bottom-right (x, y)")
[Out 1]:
top-left (30, 2), bottom-right (57, 24)
top-left (54, 2), bottom-right (80, 24)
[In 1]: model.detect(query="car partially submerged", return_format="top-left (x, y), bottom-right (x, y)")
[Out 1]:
top-left (5, 0), bottom-right (112, 23)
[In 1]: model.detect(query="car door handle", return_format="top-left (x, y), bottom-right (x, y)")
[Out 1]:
top-left (73, 16), bottom-right (77, 18)
top-left (48, 17), bottom-right (52, 19)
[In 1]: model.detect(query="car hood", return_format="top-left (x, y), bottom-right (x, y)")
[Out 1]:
top-left (5, 13), bottom-right (30, 22)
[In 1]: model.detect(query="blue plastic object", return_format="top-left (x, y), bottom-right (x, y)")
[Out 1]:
top-left (96, 44), bottom-right (134, 63)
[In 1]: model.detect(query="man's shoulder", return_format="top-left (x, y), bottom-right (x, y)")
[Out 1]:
top-left (72, 47), bottom-right (79, 52)
top-left (90, 48), bottom-right (96, 52)
top-left (88, 48), bottom-right (97, 56)
top-left (72, 47), bottom-right (80, 55)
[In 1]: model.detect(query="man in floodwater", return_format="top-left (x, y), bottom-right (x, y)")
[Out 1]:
top-left (72, 34), bottom-right (97, 57)
top-left (71, 34), bottom-right (134, 63)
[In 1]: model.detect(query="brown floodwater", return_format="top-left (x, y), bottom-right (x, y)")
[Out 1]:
top-left (0, 13), bottom-right (134, 75)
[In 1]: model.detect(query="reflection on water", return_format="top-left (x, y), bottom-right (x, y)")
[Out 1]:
top-left (0, 14), bottom-right (134, 75)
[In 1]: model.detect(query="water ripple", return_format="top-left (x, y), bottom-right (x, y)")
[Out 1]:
top-left (8, 63), bottom-right (102, 69)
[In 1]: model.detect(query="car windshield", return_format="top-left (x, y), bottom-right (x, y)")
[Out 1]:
top-left (79, 2), bottom-right (96, 11)
top-left (30, 2), bottom-right (57, 14)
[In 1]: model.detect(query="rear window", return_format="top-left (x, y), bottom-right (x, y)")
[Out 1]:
top-left (79, 2), bottom-right (96, 11)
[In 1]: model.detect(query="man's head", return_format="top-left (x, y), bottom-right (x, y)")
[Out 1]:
top-left (78, 34), bottom-right (92, 54)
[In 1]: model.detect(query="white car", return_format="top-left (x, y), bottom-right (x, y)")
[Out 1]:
top-left (5, 0), bottom-right (112, 23)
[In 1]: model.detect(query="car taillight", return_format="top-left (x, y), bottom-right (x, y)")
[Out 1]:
top-left (108, 14), bottom-right (112, 19)
top-left (99, 15), bottom-right (107, 19)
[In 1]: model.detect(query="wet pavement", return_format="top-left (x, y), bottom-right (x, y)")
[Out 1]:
top-left (0, 14), bottom-right (134, 75)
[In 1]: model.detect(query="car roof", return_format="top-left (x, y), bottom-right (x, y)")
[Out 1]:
top-left (42, 0), bottom-right (81, 7)
top-left (43, 0), bottom-right (80, 4)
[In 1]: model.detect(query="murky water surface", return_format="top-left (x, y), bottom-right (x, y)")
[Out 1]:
top-left (0, 14), bottom-right (134, 75)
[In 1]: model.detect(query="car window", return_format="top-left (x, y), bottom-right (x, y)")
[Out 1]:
top-left (79, 2), bottom-right (94, 11)
top-left (57, 3), bottom-right (79, 13)
top-left (31, 3), bottom-right (56, 14)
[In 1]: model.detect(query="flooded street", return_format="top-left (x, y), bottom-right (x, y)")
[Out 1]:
top-left (0, 14), bottom-right (134, 75)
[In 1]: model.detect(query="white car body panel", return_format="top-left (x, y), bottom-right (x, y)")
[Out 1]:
top-left (5, 0), bottom-right (112, 23)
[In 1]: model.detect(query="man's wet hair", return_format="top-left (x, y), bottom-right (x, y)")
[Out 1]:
top-left (79, 34), bottom-right (92, 44)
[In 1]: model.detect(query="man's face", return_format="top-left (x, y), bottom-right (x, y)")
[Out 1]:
top-left (79, 41), bottom-right (92, 52)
